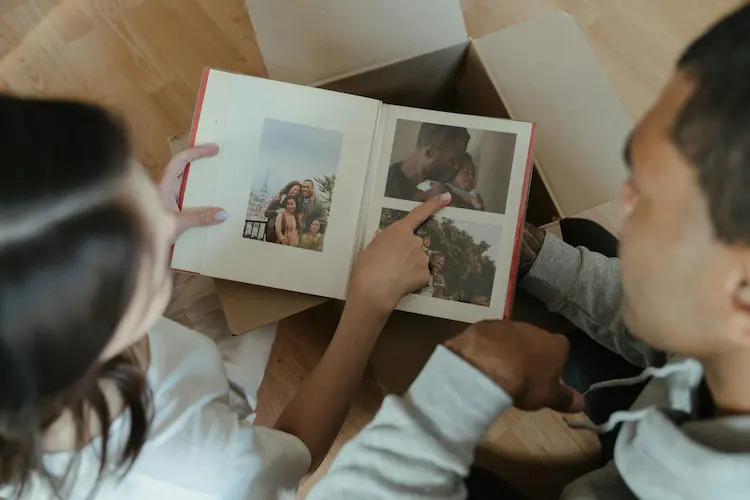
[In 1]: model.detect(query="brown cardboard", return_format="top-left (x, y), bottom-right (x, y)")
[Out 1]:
top-left (245, 0), bottom-right (468, 86)
top-left (321, 42), bottom-right (468, 110)
top-left (213, 281), bottom-right (327, 335)
top-left (472, 13), bottom-right (631, 217)
top-left (194, 9), bottom-right (632, 335)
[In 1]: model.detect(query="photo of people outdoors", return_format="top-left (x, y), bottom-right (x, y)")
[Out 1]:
top-left (243, 118), bottom-right (342, 252)
top-left (385, 119), bottom-right (518, 214)
top-left (379, 208), bottom-right (500, 306)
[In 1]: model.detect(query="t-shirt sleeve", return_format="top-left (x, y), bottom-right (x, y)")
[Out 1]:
top-left (307, 347), bottom-right (512, 499)
top-left (225, 423), bottom-right (311, 499)
top-left (208, 404), bottom-right (312, 500)
top-left (137, 401), bottom-right (311, 500)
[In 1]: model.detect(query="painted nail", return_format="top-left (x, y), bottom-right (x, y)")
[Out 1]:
top-left (213, 209), bottom-right (228, 222)
top-left (440, 192), bottom-right (452, 202)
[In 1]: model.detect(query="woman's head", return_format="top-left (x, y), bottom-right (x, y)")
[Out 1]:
top-left (283, 181), bottom-right (302, 198)
top-left (429, 251), bottom-right (445, 274)
top-left (0, 96), bottom-right (169, 495)
top-left (452, 153), bottom-right (476, 191)
top-left (310, 219), bottom-right (321, 235)
top-left (285, 198), bottom-right (297, 213)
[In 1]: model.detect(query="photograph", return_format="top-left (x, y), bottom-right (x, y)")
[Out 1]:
top-left (243, 118), bottom-right (343, 252)
top-left (384, 119), bottom-right (518, 214)
top-left (379, 208), bottom-right (501, 306)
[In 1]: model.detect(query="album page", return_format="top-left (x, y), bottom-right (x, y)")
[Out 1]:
top-left (359, 105), bottom-right (535, 322)
top-left (172, 69), bottom-right (381, 299)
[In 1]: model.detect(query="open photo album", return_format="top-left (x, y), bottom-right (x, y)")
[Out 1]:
top-left (172, 68), bottom-right (536, 323)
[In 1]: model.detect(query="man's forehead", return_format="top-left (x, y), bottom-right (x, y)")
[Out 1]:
top-left (629, 72), bottom-right (696, 172)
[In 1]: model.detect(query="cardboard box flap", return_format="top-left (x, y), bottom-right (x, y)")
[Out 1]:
top-left (245, 0), bottom-right (468, 85)
top-left (473, 12), bottom-right (631, 217)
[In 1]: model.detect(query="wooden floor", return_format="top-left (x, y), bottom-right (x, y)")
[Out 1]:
top-left (2, 1), bottom-right (743, 498)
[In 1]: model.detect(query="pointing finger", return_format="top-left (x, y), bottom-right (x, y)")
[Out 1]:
top-left (401, 192), bottom-right (452, 232)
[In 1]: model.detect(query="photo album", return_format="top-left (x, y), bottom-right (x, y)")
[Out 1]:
top-left (172, 69), bottom-right (536, 323)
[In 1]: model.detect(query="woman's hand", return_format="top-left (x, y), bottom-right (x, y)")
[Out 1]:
top-left (349, 193), bottom-right (452, 315)
top-left (160, 144), bottom-right (227, 241)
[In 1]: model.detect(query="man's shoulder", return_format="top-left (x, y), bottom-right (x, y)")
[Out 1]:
top-left (386, 162), bottom-right (413, 197)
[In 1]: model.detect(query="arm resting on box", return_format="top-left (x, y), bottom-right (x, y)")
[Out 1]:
top-left (307, 346), bottom-right (512, 499)
top-left (521, 234), bottom-right (663, 368)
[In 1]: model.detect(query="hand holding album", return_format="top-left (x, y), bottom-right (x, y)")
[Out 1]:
top-left (160, 144), bottom-right (227, 241)
top-left (173, 69), bottom-right (535, 323)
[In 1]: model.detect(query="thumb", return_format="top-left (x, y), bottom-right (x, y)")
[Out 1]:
top-left (548, 384), bottom-right (586, 414)
top-left (176, 207), bottom-right (227, 237)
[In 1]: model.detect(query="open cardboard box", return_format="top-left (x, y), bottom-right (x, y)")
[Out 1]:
top-left (174, 0), bottom-right (631, 390)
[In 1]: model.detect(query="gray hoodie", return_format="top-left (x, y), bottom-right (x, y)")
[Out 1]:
top-left (307, 235), bottom-right (750, 499)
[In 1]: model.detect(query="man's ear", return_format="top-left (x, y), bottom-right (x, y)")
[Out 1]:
top-left (424, 145), bottom-right (436, 158)
top-left (729, 258), bottom-right (750, 345)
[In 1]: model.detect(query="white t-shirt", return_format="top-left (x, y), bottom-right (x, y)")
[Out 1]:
top-left (0, 318), bottom-right (310, 499)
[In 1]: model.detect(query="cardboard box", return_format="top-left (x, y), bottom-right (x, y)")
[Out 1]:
top-left (172, 2), bottom-right (629, 341)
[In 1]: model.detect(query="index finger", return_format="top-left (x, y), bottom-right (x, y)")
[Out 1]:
top-left (400, 193), bottom-right (452, 231)
top-left (163, 144), bottom-right (220, 182)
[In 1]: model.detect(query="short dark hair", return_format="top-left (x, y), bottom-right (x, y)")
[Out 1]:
top-left (0, 96), bottom-right (150, 497)
top-left (417, 123), bottom-right (470, 150)
top-left (672, 4), bottom-right (750, 244)
top-left (456, 152), bottom-right (476, 170)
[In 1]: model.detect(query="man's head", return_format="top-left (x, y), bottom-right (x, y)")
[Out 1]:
top-left (301, 179), bottom-right (315, 199)
top-left (619, 4), bottom-right (750, 358)
top-left (416, 123), bottom-right (470, 182)
top-left (430, 251), bottom-right (445, 274)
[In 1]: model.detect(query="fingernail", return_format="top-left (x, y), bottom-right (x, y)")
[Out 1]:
top-left (213, 209), bottom-right (228, 222)
top-left (440, 192), bottom-right (452, 202)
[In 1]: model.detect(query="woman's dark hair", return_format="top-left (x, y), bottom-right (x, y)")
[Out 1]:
top-left (0, 96), bottom-right (151, 497)
top-left (280, 181), bottom-right (302, 197)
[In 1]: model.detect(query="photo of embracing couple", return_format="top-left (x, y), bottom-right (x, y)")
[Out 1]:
top-left (385, 120), bottom-right (518, 215)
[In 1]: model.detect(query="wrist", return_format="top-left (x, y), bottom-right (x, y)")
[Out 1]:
top-left (518, 223), bottom-right (546, 281)
top-left (342, 292), bottom-right (392, 328)
top-left (347, 283), bottom-right (399, 319)
top-left (444, 334), bottom-right (523, 399)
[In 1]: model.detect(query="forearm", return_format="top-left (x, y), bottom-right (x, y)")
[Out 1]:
top-left (307, 347), bottom-right (512, 499)
top-left (273, 298), bottom-right (388, 469)
top-left (521, 233), bottom-right (662, 367)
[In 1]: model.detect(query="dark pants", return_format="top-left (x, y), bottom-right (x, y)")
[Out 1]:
top-left (465, 219), bottom-right (644, 500)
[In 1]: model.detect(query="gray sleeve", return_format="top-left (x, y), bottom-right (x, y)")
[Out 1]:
top-left (520, 234), bottom-right (662, 368)
top-left (307, 346), bottom-right (513, 500)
